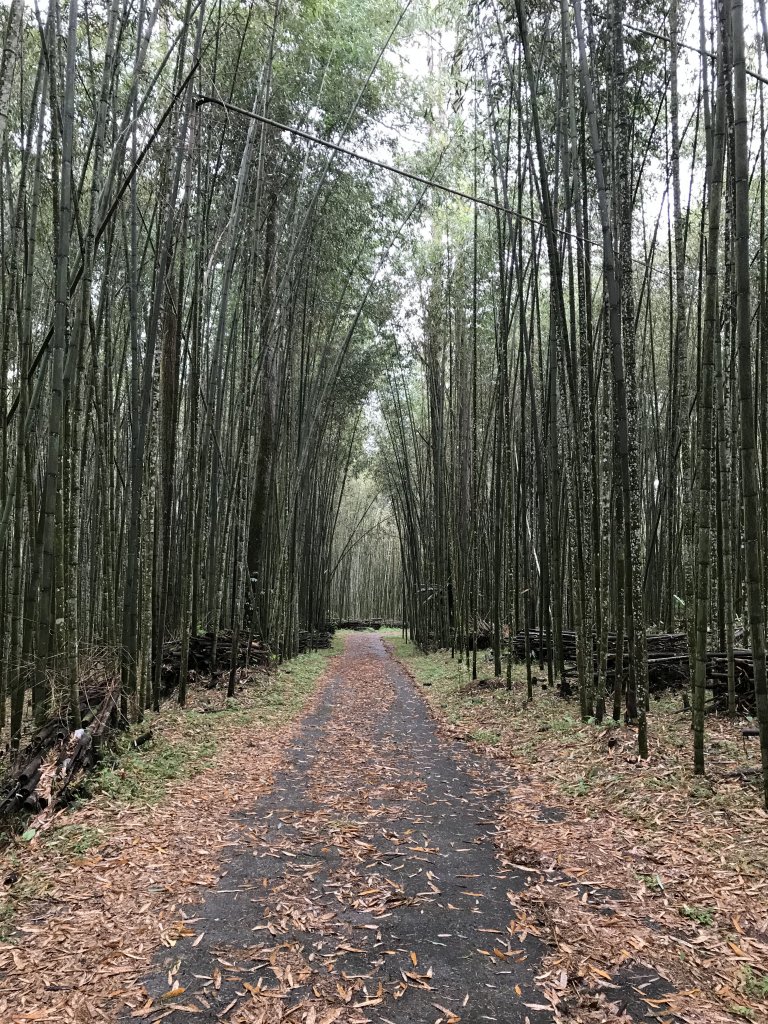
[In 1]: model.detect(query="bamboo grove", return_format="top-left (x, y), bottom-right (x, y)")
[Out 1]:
top-left (0, 0), bottom-right (416, 745)
top-left (3, 0), bottom-right (768, 801)
top-left (367, 0), bottom-right (768, 794)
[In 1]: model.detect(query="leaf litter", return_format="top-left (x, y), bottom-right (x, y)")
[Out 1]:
top-left (117, 632), bottom-right (553, 1022)
top-left (0, 657), bottom-right (337, 1024)
top-left (11, 631), bottom-right (752, 1024)
top-left (392, 640), bottom-right (768, 1024)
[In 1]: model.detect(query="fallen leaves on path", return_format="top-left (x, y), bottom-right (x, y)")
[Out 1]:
top-left (121, 632), bottom-right (548, 1023)
top-left (0, 661), bottom-right (337, 1024)
top-left (395, 641), bottom-right (768, 1023)
top-left (173, 639), bottom-right (455, 1023)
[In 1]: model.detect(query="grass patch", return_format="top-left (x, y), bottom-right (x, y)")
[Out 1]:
top-left (386, 636), bottom-right (473, 725)
top-left (43, 824), bottom-right (105, 857)
top-left (545, 712), bottom-right (579, 735)
top-left (741, 967), bottom-right (768, 999)
top-left (89, 641), bottom-right (336, 806)
top-left (638, 872), bottom-right (664, 892)
top-left (0, 857), bottom-right (49, 941)
top-left (564, 774), bottom-right (592, 797)
top-left (387, 636), bottom-right (558, 747)
top-left (470, 727), bottom-right (501, 746)
top-left (91, 729), bottom-right (218, 804)
top-left (680, 904), bottom-right (715, 926)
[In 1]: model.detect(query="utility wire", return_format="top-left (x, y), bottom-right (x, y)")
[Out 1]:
top-left (627, 23), bottom-right (768, 87)
top-left (197, 95), bottom-right (686, 282)
top-left (196, 94), bottom-right (598, 248)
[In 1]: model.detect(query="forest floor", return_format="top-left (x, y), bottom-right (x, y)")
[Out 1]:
top-left (387, 634), bottom-right (768, 1024)
top-left (2, 632), bottom-right (767, 1024)
top-left (0, 644), bottom-right (336, 1023)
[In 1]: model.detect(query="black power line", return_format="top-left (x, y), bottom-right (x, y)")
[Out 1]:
top-left (195, 94), bottom-right (582, 241)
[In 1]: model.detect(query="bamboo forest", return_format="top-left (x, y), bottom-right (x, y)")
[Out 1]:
top-left (4, 0), bottom-right (768, 1021)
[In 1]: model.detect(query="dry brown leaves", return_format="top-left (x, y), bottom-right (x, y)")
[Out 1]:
top-left (409, 657), bottom-right (768, 1024)
top-left (117, 633), bottom-right (471, 1023)
top-left (0, 663), bottom-right (338, 1024)
top-left (0, 634), bottom-right (471, 1024)
top-left (213, 639), bottom-right (442, 1021)
top-left (128, 937), bottom-right (375, 1024)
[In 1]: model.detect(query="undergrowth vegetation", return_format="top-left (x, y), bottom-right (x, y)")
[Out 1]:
top-left (90, 648), bottom-right (333, 807)
top-left (0, 643), bottom-right (337, 940)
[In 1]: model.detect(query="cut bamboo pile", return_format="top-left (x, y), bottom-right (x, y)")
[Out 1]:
top-left (1, 678), bottom-right (119, 818)
top-left (511, 629), bottom-right (757, 711)
top-left (1, 631), bottom-right (273, 821)
top-left (511, 629), bottom-right (688, 662)
top-left (297, 630), bottom-right (334, 652)
top-left (161, 630), bottom-right (271, 688)
top-left (706, 648), bottom-right (756, 711)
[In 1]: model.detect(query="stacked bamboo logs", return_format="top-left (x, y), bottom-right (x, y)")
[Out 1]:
top-left (161, 631), bottom-right (270, 689)
top-left (706, 649), bottom-right (756, 712)
top-left (297, 630), bottom-right (334, 653)
top-left (0, 678), bottom-right (119, 817)
top-left (336, 619), bottom-right (383, 630)
top-left (511, 629), bottom-right (756, 711)
top-left (1, 631), bottom-right (273, 821)
top-left (511, 629), bottom-right (688, 661)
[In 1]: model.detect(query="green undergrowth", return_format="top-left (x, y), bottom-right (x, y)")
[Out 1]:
top-left (90, 642), bottom-right (337, 806)
top-left (43, 822), bottom-right (106, 856)
top-left (0, 643), bottom-right (337, 943)
top-left (385, 635), bottom-right (762, 811)
top-left (386, 634), bottom-right (527, 727)
top-left (0, 845), bottom-right (49, 940)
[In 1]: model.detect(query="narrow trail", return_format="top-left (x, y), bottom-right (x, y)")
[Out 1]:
top-left (138, 633), bottom-right (549, 1023)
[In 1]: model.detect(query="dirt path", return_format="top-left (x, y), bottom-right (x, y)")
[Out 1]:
top-left (135, 632), bottom-right (551, 1024)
